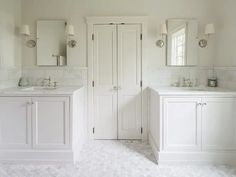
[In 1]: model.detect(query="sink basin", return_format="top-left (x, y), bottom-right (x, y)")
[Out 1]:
top-left (175, 87), bottom-right (208, 91)
top-left (157, 87), bottom-right (233, 93)
top-left (21, 86), bottom-right (57, 91)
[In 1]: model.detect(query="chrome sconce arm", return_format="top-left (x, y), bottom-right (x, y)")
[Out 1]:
top-left (20, 25), bottom-right (36, 48)
top-left (156, 23), bottom-right (168, 48)
top-left (66, 25), bottom-right (77, 48)
top-left (198, 23), bottom-right (215, 48)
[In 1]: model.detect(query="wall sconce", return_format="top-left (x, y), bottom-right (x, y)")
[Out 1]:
top-left (20, 25), bottom-right (36, 48)
top-left (156, 23), bottom-right (168, 48)
top-left (199, 23), bottom-right (215, 48)
top-left (66, 25), bottom-right (77, 48)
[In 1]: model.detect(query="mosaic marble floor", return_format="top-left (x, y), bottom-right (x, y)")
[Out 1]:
top-left (0, 140), bottom-right (236, 177)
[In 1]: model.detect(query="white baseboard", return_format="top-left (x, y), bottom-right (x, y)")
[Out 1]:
top-left (148, 133), bottom-right (236, 166)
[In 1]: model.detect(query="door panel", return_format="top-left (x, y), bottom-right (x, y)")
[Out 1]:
top-left (117, 24), bottom-right (142, 139)
top-left (163, 97), bottom-right (202, 151)
top-left (93, 25), bottom-right (118, 139)
top-left (202, 98), bottom-right (236, 150)
top-left (0, 97), bottom-right (31, 149)
top-left (32, 97), bottom-right (70, 149)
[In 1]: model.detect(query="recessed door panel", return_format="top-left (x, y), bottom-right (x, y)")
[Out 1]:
top-left (93, 25), bottom-right (118, 139)
top-left (163, 97), bottom-right (202, 151)
top-left (117, 24), bottom-right (142, 139)
top-left (202, 98), bottom-right (236, 150)
top-left (32, 97), bottom-right (70, 149)
top-left (0, 97), bottom-right (31, 149)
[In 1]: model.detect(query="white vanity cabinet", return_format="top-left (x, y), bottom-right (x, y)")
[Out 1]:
top-left (0, 86), bottom-right (86, 163)
top-left (149, 87), bottom-right (236, 165)
top-left (0, 97), bottom-right (32, 149)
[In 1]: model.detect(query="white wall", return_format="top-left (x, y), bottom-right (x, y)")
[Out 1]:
top-left (214, 0), bottom-right (236, 67)
top-left (0, 0), bottom-right (21, 89)
top-left (21, 0), bottom-right (216, 86)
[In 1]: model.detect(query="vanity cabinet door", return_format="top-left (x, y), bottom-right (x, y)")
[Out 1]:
top-left (202, 98), bottom-right (236, 150)
top-left (163, 97), bottom-right (202, 151)
top-left (0, 97), bottom-right (31, 149)
top-left (32, 97), bottom-right (70, 149)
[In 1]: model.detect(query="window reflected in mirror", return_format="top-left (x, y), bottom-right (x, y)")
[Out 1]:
top-left (167, 19), bottom-right (198, 66)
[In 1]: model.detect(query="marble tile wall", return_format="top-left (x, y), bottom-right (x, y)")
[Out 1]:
top-left (146, 66), bottom-right (213, 87)
top-left (22, 67), bottom-right (88, 87)
top-left (0, 68), bottom-right (21, 89)
top-left (21, 66), bottom-right (214, 88)
top-left (214, 67), bottom-right (236, 90)
top-left (3, 66), bottom-right (235, 91)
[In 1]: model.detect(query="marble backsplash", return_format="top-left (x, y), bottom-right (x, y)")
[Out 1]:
top-left (3, 66), bottom-right (235, 90)
top-left (22, 67), bottom-right (88, 87)
top-left (146, 66), bottom-right (213, 87)
top-left (214, 67), bottom-right (236, 90)
top-left (18, 66), bottom-right (213, 88)
top-left (0, 68), bottom-right (21, 89)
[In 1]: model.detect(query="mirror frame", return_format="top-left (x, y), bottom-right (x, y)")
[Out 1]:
top-left (36, 19), bottom-right (68, 67)
top-left (166, 18), bottom-right (199, 67)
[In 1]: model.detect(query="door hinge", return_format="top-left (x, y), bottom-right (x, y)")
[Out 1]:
top-left (141, 127), bottom-right (143, 134)
top-left (92, 81), bottom-right (95, 87)
top-left (140, 33), bottom-right (142, 40)
top-left (93, 127), bottom-right (95, 134)
top-left (92, 34), bottom-right (94, 41)
top-left (140, 81), bottom-right (143, 87)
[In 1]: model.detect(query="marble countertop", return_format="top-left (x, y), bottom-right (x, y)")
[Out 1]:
top-left (0, 86), bottom-right (84, 96)
top-left (149, 86), bottom-right (236, 96)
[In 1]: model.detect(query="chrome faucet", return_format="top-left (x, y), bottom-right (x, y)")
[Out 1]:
top-left (181, 78), bottom-right (193, 87)
top-left (42, 77), bottom-right (51, 87)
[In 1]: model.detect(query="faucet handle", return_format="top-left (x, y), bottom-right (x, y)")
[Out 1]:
top-left (53, 81), bottom-right (58, 88)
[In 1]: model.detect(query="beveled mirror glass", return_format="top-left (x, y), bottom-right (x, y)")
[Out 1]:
top-left (37, 20), bottom-right (67, 66)
top-left (166, 19), bottom-right (198, 66)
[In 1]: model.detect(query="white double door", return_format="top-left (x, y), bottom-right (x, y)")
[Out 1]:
top-left (93, 24), bottom-right (142, 140)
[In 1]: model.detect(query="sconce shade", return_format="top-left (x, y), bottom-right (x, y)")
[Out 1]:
top-left (20, 25), bottom-right (30, 36)
top-left (160, 23), bottom-right (168, 35)
top-left (205, 23), bottom-right (215, 35)
top-left (66, 25), bottom-right (75, 36)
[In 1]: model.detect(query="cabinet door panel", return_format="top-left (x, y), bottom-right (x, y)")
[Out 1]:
top-left (163, 97), bottom-right (202, 151)
top-left (32, 97), bottom-right (70, 149)
top-left (202, 98), bottom-right (236, 150)
top-left (0, 97), bottom-right (31, 149)
top-left (117, 24), bottom-right (142, 139)
top-left (93, 25), bottom-right (118, 139)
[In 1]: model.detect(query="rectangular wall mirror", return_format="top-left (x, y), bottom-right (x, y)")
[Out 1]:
top-left (166, 19), bottom-right (198, 66)
top-left (37, 20), bottom-right (67, 66)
